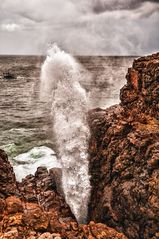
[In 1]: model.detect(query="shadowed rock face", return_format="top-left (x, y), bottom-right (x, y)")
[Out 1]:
top-left (88, 53), bottom-right (159, 239)
top-left (121, 53), bottom-right (159, 120)
top-left (0, 150), bottom-right (127, 239)
top-left (0, 149), bottom-right (18, 198)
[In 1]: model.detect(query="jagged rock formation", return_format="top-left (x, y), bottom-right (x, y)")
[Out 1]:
top-left (1, 52), bottom-right (158, 239)
top-left (0, 149), bottom-right (127, 239)
top-left (88, 53), bottom-right (159, 239)
top-left (0, 149), bottom-right (18, 198)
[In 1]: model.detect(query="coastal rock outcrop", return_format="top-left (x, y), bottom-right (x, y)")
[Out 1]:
top-left (88, 53), bottom-right (159, 239)
top-left (0, 150), bottom-right (127, 239)
top-left (0, 149), bottom-right (18, 198)
top-left (1, 52), bottom-right (158, 239)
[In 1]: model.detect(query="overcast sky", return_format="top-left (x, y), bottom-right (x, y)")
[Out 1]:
top-left (0, 0), bottom-right (159, 55)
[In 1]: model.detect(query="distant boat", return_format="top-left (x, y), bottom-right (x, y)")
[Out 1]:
top-left (3, 72), bottom-right (16, 80)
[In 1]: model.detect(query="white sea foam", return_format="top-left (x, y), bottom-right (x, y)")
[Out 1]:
top-left (13, 146), bottom-right (61, 182)
top-left (40, 44), bottom-right (91, 223)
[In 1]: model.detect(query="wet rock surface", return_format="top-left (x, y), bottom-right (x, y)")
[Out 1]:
top-left (0, 149), bottom-right (127, 239)
top-left (0, 149), bottom-right (18, 198)
top-left (88, 53), bottom-right (159, 239)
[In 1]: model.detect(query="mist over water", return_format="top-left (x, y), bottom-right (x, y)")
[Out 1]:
top-left (40, 45), bottom-right (91, 223)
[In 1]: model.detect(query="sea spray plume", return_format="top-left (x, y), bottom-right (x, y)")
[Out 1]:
top-left (40, 44), bottom-right (91, 223)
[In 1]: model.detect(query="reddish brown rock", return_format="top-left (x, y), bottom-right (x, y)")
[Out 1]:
top-left (0, 199), bottom-right (6, 220)
top-left (37, 233), bottom-right (53, 239)
top-left (0, 195), bottom-right (127, 239)
top-left (120, 52), bottom-right (159, 120)
top-left (18, 166), bottom-right (73, 218)
top-left (79, 221), bottom-right (127, 239)
top-left (5, 196), bottom-right (23, 214)
top-left (0, 149), bottom-right (126, 239)
top-left (0, 149), bottom-right (18, 198)
top-left (88, 53), bottom-right (159, 239)
top-left (22, 202), bottom-right (49, 231)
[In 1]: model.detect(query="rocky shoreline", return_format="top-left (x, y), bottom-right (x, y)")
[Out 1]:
top-left (0, 52), bottom-right (159, 239)
top-left (88, 53), bottom-right (159, 238)
top-left (0, 149), bottom-right (127, 239)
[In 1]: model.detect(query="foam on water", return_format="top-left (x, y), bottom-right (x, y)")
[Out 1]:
top-left (13, 146), bottom-right (61, 182)
top-left (40, 44), bottom-right (91, 223)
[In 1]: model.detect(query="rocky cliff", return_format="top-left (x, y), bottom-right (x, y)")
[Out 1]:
top-left (0, 149), bottom-right (127, 239)
top-left (0, 52), bottom-right (159, 239)
top-left (88, 53), bottom-right (159, 239)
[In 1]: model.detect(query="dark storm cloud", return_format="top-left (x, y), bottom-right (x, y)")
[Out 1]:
top-left (92, 0), bottom-right (159, 13)
top-left (0, 0), bottom-right (159, 55)
top-left (92, 0), bottom-right (142, 13)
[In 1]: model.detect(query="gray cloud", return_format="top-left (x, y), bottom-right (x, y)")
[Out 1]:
top-left (90, 0), bottom-right (159, 13)
top-left (90, 0), bottom-right (142, 13)
top-left (0, 0), bottom-right (158, 55)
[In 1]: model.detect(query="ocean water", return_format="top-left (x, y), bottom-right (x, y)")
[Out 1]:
top-left (0, 55), bottom-right (134, 164)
